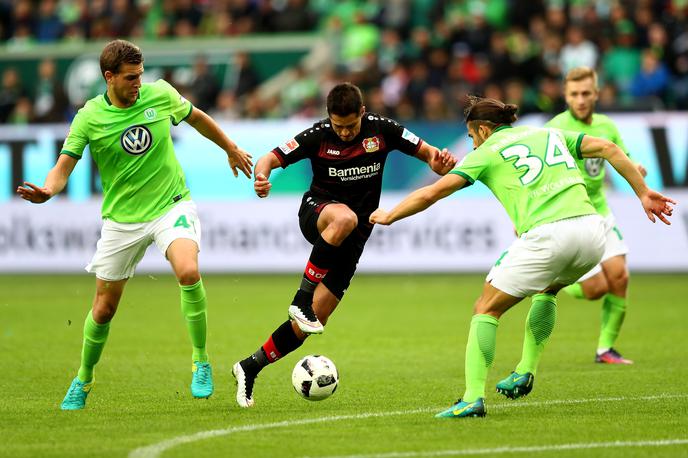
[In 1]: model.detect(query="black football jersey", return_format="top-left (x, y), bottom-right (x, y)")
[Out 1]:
top-left (271, 112), bottom-right (424, 216)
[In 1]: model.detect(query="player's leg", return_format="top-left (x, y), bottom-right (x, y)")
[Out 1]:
top-left (499, 287), bottom-right (562, 400)
top-left (495, 215), bottom-right (605, 402)
top-left (155, 200), bottom-right (214, 397)
top-left (592, 216), bottom-right (631, 363)
top-left (436, 282), bottom-right (522, 418)
top-left (62, 219), bottom-right (149, 410)
top-left (289, 198), bottom-right (357, 334)
top-left (232, 237), bottom-right (360, 408)
top-left (596, 254), bottom-right (633, 364)
top-left (61, 278), bottom-right (127, 411)
top-left (233, 284), bottom-right (341, 408)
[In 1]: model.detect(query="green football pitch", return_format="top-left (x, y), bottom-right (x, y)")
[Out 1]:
top-left (1, 273), bottom-right (687, 458)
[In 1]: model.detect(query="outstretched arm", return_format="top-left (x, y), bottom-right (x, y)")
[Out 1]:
top-left (580, 135), bottom-right (675, 224)
top-left (16, 154), bottom-right (78, 203)
top-left (186, 107), bottom-right (253, 178)
top-left (370, 173), bottom-right (467, 225)
top-left (253, 152), bottom-right (282, 198)
top-left (414, 142), bottom-right (457, 175)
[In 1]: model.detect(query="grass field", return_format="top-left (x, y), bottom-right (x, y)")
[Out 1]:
top-left (1, 273), bottom-right (687, 458)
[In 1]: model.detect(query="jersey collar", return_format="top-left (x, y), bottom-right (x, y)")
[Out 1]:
top-left (103, 90), bottom-right (141, 107)
top-left (493, 125), bottom-right (512, 133)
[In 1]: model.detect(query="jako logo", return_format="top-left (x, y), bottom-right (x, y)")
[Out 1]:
top-left (326, 149), bottom-right (341, 155)
top-left (120, 125), bottom-right (152, 156)
top-left (329, 162), bottom-right (381, 177)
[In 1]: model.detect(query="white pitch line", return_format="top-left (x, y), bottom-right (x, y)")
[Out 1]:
top-left (128, 393), bottom-right (688, 458)
top-left (309, 439), bottom-right (688, 458)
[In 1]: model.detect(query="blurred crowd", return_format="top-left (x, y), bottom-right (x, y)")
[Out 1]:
top-left (2, 0), bottom-right (688, 124)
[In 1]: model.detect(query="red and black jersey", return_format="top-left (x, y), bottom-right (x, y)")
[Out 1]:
top-left (271, 112), bottom-right (424, 216)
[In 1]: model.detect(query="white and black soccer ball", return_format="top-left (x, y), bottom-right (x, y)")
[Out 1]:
top-left (291, 355), bottom-right (339, 401)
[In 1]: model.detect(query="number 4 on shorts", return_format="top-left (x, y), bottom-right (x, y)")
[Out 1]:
top-left (174, 215), bottom-right (191, 229)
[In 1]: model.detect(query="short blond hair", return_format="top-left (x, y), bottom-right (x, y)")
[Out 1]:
top-left (565, 66), bottom-right (598, 88)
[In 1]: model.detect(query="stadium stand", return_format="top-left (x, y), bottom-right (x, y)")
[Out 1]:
top-left (1, 0), bottom-right (688, 123)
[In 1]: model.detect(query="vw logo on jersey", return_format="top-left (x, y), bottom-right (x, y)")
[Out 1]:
top-left (584, 157), bottom-right (604, 177)
top-left (120, 125), bottom-right (153, 156)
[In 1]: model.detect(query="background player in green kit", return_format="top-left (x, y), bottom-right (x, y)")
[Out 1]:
top-left (16, 40), bottom-right (253, 410)
top-left (546, 67), bottom-right (646, 364)
top-left (370, 96), bottom-right (674, 418)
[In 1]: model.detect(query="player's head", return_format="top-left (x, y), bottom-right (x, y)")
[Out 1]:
top-left (564, 66), bottom-right (598, 123)
top-left (463, 95), bottom-right (518, 148)
top-left (100, 39), bottom-right (144, 107)
top-left (327, 82), bottom-right (365, 142)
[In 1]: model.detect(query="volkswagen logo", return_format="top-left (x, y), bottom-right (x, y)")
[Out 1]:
top-left (584, 157), bottom-right (604, 177)
top-left (120, 125), bottom-right (152, 156)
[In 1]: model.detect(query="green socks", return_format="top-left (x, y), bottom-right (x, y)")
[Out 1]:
top-left (181, 280), bottom-right (208, 363)
top-left (515, 293), bottom-right (557, 376)
top-left (598, 294), bottom-right (626, 351)
top-left (77, 311), bottom-right (110, 382)
top-left (463, 314), bottom-right (499, 402)
top-left (562, 282), bottom-right (585, 299)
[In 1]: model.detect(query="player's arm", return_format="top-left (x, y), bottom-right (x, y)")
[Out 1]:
top-left (253, 152), bottom-right (282, 198)
top-left (16, 154), bottom-right (78, 204)
top-left (414, 142), bottom-right (457, 175)
top-left (370, 174), bottom-right (467, 225)
top-left (185, 107), bottom-right (253, 178)
top-left (580, 135), bottom-right (675, 224)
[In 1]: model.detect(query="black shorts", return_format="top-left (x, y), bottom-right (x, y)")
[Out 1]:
top-left (297, 192), bottom-right (372, 300)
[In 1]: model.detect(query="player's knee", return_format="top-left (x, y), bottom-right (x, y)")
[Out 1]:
top-left (92, 300), bottom-right (117, 322)
top-left (607, 269), bottom-right (629, 295)
top-left (335, 211), bottom-right (358, 234)
top-left (584, 278), bottom-right (608, 300)
top-left (177, 267), bottom-right (201, 286)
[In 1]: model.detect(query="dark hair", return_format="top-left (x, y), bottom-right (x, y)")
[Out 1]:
top-left (100, 39), bottom-right (144, 77)
top-left (326, 82), bottom-right (363, 116)
top-left (464, 95), bottom-right (518, 128)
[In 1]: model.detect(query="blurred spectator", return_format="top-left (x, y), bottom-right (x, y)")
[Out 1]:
top-left (281, 65), bottom-right (318, 114)
top-left (378, 28), bottom-right (404, 74)
top-left (340, 11), bottom-right (380, 72)
top-left (559, 25), bottom-right (598, 74)
top-left (188, 56), bottom-right (220, 112)
top-left (209, 90), bottom-right (240, 121)
top-left (232, 52), bottom-right (260, 99)
top-left (35, 0), bottom-right (64, 42)
top-left (631, 49), bottom-right (670, 101)
top-left (33, 58), bottom-right (68, 123)
top-left (270, 0), bottom-right (318, 32)
top-left (9, 96), bottom-right (32, 124)
top-left (0, 68), bottom-right (27, 123)
top-left (602, 20), bottom-right (641, 102)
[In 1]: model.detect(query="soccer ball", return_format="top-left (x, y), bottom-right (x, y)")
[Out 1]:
top-left (291, 355), bottom-right (339, 401)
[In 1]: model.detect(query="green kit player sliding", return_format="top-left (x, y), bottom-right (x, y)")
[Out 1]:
top-left (370, 96), bottom-right (674, 418)
top-left (16, 40), bottom-right (253, 410)
top-left (546, 67), bottom-right (646, 364)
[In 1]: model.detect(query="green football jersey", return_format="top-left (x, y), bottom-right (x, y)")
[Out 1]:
top-left (61, 79), bottom-right (193, 223)
top-left (545, 110), bottom-right (630, 216)
top-left (451, 125), bottom-right (596, 235)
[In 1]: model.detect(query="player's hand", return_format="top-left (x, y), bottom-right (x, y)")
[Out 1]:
top-left (254, 172), bottom-right (272, 198)
top-left (430, 148), bottom-right (457, 175)
top-left (228, 147), bottom-right (253, 179)
top-left (369, 208), bottom-right (392, 225)
top-left (636, 162), bottom-right (647, 177)
top-left (641, 189), bottom-right (676, 225)
top-left (16, 182), bottom-right (52, 204)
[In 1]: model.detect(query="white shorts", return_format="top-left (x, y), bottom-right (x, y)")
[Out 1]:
top-left (576, 213), bottom-right (629, 282)
top-left (86, 200), bottom-right (201, 281)
top-left (487, 214), bottom-right (606, 298)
